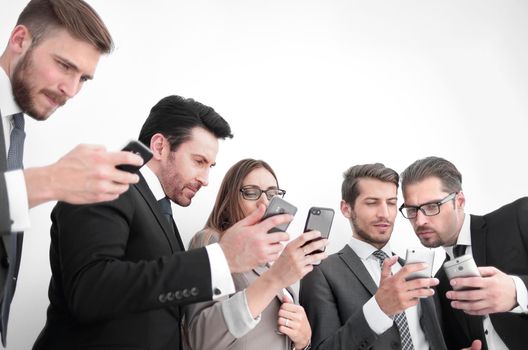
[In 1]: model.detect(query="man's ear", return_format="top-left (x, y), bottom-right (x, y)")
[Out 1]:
top-left (149, 133), bottom-right (167, 161)
top-left (456, 191), bottom-right (465, 210)
top-left (9, 25), bottom-right (33, 55)
top-left (340, 200), bottom-right (352, 219)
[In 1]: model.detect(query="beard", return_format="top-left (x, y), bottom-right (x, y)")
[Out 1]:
top-left (11, 48), bottom-right (66, 121)
top-left (351, 214), bottom-right (392, 247)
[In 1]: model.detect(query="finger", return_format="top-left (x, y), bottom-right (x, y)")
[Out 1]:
top-left (380, 256), bottom-right (398, 281)
top-left (450, 299), bottom-right (489, 314)
top-left (398, 262), bottom-right (430, 278)
top-left (477, 266), bottom-right (497, 277)
top-left (259, 213), bottom-right (294, 233)
top-left (450, 276), bottom-right (484, 289)
top-left (292, 230), bottom-right (321, 248)
top-left (278, 309), bottom-right (300, 321)
top-left (446, 289), bottom-right (484, 302)
top-left (77, 143), bottom-right (106, 151)
top-left (238, 204), bottom-right (267, 226)
top-left (108, 169), bottom-right (141, 185)
top-left (406, 277), bottom-right (439, 290)
top-left (305, 252), bottom-right (327, 265)
top-left (107, 150), bottom-right (145, 166)
top-left (266, 231), bottom-right (290, 244)
top-left (282, 295), bottom-right (293, 304)
top-left (280, 302), bottom-right (302, 313)
top-left (101, 182), bottom-right (132, 196)
top-left (300, 238), bottom-right (328, 255)
top-left (407, 286), bottom-right (435, 299)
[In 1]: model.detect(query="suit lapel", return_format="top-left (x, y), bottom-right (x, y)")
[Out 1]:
top-left (134, 175), bottom-right (179, 252)
top-left (469, 215), bottom-right (487, 266)
top-left (338, 245), bottom-right (377, 295)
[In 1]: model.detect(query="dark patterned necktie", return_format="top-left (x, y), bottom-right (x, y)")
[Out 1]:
top-left (157, 197), bottom-right (175, 234)
top-left (7, 113), bottom-right (25, 170)
top-left (372, 249), bottom-right (415, 350)
top-left (453, 244), bottom-right (467, 258)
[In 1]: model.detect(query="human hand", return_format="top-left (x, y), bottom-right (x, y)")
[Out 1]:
top-left (375, 256), bottom-right (439, 316)
top-left (26, 144), bottom-right (143, 207)
top-left (462, 340), bottom-right (482, 350)
top-left (446, 266), bottom-right (517, 315)
top-left (219, 204), bottom-right (291, 273)
top-left (277, 296), bottom-right (311, 349)
top-left (267, 230), bottom-right (328, 288)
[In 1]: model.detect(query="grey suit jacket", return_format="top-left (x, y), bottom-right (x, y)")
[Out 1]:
top-left (300, 245), bottom-right (447, 350)
top-left (183, 231), bottom-right (293, 350)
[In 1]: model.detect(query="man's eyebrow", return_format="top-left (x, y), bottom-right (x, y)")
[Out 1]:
top-left (54, 54), bottom-right (94, 80)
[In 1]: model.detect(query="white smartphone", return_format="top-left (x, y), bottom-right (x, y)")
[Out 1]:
top-left (261, 196), bottom-right (297, 233)
top-left (404, 248), bottom-right (435, 281)
top-left (443, 254), bottom-right (481, 290)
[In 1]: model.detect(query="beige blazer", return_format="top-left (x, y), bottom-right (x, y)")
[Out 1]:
top-left (183, 231), bottom-right (293, 350)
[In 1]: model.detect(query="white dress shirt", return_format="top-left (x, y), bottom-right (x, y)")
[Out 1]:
top-left (0, 67), bottom-right (30, 232)
top-left (139, 165), bottom-right (235, 300)
top-left (349, 236), bottom-right (430, 350)
top-left (445, 214), bottom-right (528, 350)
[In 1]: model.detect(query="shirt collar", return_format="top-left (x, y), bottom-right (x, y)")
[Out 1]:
top-left (348, 235), bottom-right (392, 260)
top-left (0, 66), bottom-right (22, 118)
top-left (444, 213), bottom-right (472, 257)
top-left (140, 165), bottom-right (168, 202)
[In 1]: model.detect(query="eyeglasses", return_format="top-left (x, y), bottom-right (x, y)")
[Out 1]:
top-left (240, 186), bottom-right (286, 201)
top-left (399, 192), bottom-right (457, 219)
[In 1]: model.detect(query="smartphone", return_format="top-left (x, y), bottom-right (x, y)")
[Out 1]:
top-left (116, 140), bottom-right (153, 173)
top-left (443, 254), bottom-right (481, 290)
top-left (404, 248), bottom-right (435, 281)
top-left (302, 207), bottom-right (334, 254)
top-left (261, 196), bottom-right (297, 233)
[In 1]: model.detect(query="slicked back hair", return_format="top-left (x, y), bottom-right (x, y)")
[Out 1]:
top-left (342, 163), bottom-right (399, 208)
top-left (17, 0), bottom-right (113, 53)
top-left (400, 156), bottom-right (462, 194)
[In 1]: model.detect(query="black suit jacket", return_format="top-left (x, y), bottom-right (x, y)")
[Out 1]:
top-left (436, 197), bottom-right (528, 350)
top-left (33, 175), bottom-right (214, 350)
top-left (300, 245), bottom-right (447, 350)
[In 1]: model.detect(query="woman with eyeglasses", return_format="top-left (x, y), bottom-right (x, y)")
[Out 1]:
top-left (183, 158), bottom-right (327, 350)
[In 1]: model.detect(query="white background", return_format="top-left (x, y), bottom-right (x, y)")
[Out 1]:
top-left (2, 0), bottom-right (528, 348)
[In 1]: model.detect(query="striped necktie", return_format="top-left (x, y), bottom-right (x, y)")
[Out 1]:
top-left (7, 113), bottom-right (25, 170)
top-left (372, 249), bottom-right (415, 350)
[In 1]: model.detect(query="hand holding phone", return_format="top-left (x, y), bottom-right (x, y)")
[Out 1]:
top-left (261, 196), bottom-right (297, 233)
top-left (302, 207), bottom-right (334, 255)
top-left (443, 254), bottom-right (481, 290)
top-left (116, 140), bottom-right (153, 173)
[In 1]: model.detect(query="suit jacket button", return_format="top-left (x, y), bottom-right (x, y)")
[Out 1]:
top-left (391, 341), bottom-right (399, 349)
top-left (175, 291), bottom-right (183, 300)
top-left (167, 292), bottom-right (174, 301)
top-left (158, 294), bottom-right (167, 303)
top-left (1, 256), bottom-right (9, 268)
top-left (214, 288), bottom-right (221, 296)
top-left (183, 289), bottom-right (190, 298)
top-left (190, 287), bottom-right (199, 296)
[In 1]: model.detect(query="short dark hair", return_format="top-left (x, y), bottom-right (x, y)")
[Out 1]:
top-left (17, 0), bottom-right (113, 53)
top-left (138, 95), bottom-right (233, 151)
top-left (342, 163), bottom-right (399, 207)
top-left (400, 156), bottom-right (462, 193)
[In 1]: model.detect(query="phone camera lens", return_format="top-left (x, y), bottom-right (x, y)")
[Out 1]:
top-left (457, 266), bottom-right (463, 271)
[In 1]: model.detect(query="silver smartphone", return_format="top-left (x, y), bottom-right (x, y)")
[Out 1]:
top-left (261, 196), bottom-right (297, 233)
top-left (443, 254), bottom-right (481, 290)
top-left (404, 248), bottom-right (435, 281)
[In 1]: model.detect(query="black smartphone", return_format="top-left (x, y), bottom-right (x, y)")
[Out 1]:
top-left (303, 207), bottom-right (334, 254)
top-left (116, 140), bottom-right (153, 173)
top-left (261, 196), bottom-right (297, 233)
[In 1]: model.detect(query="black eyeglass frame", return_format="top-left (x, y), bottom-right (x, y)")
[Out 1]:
top-left (399, 192), bottom-right (458, 219)
top-left (239, 186), bottom-right (286, 201)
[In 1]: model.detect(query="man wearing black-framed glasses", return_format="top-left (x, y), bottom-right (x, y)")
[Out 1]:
top-left (400, 156), bottom-right (528, 350)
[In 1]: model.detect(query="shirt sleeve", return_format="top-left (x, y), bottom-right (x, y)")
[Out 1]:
top-left (363, 294), bottom-right (394, 334)
top-left (510, 275), bottom-right (528, 313)
top-left (205, 243), bottom-right (235, 299)
top-left (221, 290), bottom-right (261, 337)
top-left (4, 169), bottom-right (30, 232)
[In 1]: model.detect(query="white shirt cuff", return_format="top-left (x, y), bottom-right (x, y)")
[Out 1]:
top-left (205, 243), bottom-right (235, 299)
top-left (363, 295), bottom-right (394, 334)
top-left (510, 275), bottom-right (528, 313)
top-left (221, 290), bottom-right (261, 338)
top-left (4, 170), bottom-right (30, 232)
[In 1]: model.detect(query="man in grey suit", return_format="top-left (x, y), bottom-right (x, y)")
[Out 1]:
top-left (300, 163), bottom-right (446, 350)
